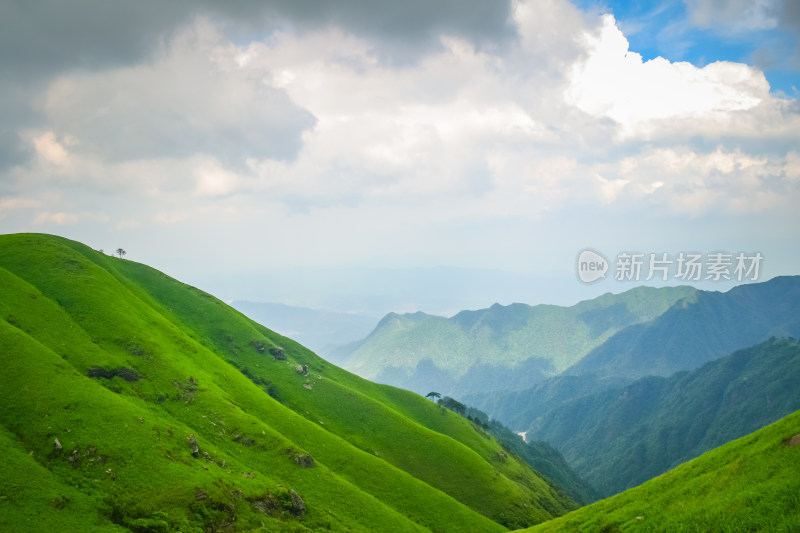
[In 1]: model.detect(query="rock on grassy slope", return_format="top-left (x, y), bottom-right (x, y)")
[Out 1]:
top-left (521, 408), bottom-right (800, 532)
top-left (0, 233), bottom-right (575, 532)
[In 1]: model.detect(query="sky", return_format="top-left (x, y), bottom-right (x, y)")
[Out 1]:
top-left (1, 0), bottom-right (799, 316)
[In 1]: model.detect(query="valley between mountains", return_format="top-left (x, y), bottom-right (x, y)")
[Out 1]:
top-left (1, 233), bottom-right (798, 532)
top-left (331, 272), bottom-right (800, 502)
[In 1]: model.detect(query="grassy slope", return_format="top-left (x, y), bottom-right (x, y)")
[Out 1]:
top-left (0, 233), bottom-right (573, 532)
top-left (521, 408), bottom-right (800, 533)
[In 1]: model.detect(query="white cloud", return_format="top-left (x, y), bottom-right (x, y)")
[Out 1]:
top-left (0, 197), bottom-right (42, 212)
top-left (32, 131), bottom-right (73, 166)
top-left (1, 1), bottom-right (798, 291)
top-left (609, 146), bottom-right (799, 215)
top-left (235, 26), bottom-right (559, 207)
top-left (8, 8), bottom-right (796, 224)
top-left (194, 158), bottom-right (242, 197)
top-left (33, 211), bottom-right (110, 226)
top-left (37, 18), bottom-right (314, 164)
top-left (565, 15), bottom-right (775, 139)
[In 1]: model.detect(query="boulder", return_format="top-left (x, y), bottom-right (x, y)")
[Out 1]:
top-left (250, 340), bottom-right (266, 353)
top-left (52, 437), bottom-right (63, 458)
top-left (249, 493), bottom-right (281, 516)
top-left (187, 434), bottom-right (200, 458)
top-left (289, 489), bottom-right (306, 517)
top-left (293, 454), bottom-right (316, 468)
top-left (68, 447), bottom-right (80, 469)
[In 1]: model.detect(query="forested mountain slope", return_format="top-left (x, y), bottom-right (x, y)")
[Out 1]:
top-left (527, 337), bottom-right (800, 497)
top-left (565, 275), bottom-right (800, 379)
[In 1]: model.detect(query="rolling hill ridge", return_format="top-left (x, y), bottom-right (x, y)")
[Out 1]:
top-left (0, 233), bottom-right (574, 532)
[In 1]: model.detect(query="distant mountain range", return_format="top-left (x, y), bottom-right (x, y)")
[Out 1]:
top-left (231, 300), bottom-right (379, 362)
top-left (463, 275), bottom-right (800, 427)
top-left (338, 276), bottom-right (800, 399)
top-left (564, 275), bottom-right (800, 379)
top-left (336, 285), bottom-right (697, 397)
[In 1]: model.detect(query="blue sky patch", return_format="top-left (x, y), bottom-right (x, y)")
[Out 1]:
top-left (574, 0), bottom-right (799, 95)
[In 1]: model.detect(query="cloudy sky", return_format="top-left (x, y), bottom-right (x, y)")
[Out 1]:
top-left (1, 0), bottom-right (799, 315)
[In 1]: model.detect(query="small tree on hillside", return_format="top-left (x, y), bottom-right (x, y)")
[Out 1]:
top-left (437, 396), bottom-right (466, 415)
top-left (116, 248), bottom-right (126, 259)
top-left (425, 391), bottom-right (441, 401)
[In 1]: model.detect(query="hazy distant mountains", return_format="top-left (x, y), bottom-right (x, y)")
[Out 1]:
top-left (229, 276), bottom-right (800, 501)
top-left (335, 285), bottom-right (697, 397)
top-left (336, 277), bottom-right (800, 400)
top-left (465, 275), bottom-right (800, 428)
top-left (231, 301), bottom-right (379, 361)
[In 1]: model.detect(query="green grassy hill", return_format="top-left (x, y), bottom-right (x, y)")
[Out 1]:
top-left (0, 233), bottom-right (574, 532)
top-left (526, 337), bottom-right (800, 497)
top-left (340, 286), bottom-right (695, 398)
top-left (521, 408), bottom-right (800, 532)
